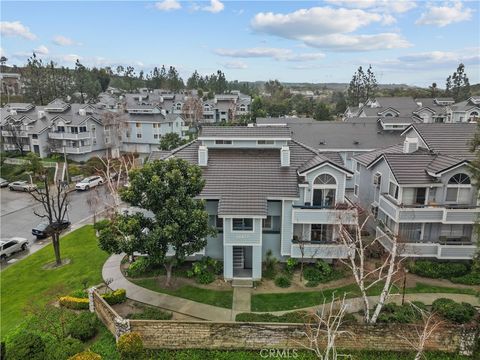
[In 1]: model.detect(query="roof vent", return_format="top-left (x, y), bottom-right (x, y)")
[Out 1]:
top-left (353, 140), bottom-right (359, 145)
top-left (79, 108), bottom-right (87, 116)
top-left (319, 139), bottom-right (326, 145)
top-left (10, 109), bottom-right (17, 115)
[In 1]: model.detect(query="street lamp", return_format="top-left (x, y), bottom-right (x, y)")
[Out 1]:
top-left (401, 268), bottom-right (409, 305)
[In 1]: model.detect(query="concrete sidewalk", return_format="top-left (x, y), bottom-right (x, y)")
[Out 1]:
top-left (103, 254), bottom-right (233, 321)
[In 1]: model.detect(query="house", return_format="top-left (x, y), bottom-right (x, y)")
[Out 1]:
top-left (356, 97), bottom-right (420, 118)
top-left (351, 123), bottom-right (479, 260)
top-left (413, 98), bottom-right (453, 123)
top-left (149, 125), bottom-right (357, 280)
top-left (446, 96), bottom-right (480, 123)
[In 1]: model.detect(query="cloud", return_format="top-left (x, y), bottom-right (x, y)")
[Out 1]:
top-left (250, 6), bottom-right (411, 51)
top-left (222, 61), bottom-right (248, 69)
top-left (53, 35), bottom-right (80, 46)
top-left (0, 48), bottom-right (5, 57)
top-left (416, 1), bottom-right (474, 27)
top-left (0, 21), bottom-right (36, 40)
top-left (214, 47), bottom-right (325, 61)
top-left (203, 0), bottom-right (224, 13)
top-left (325, 0), bottom-right (416, 13)
top-left (154, 0), bottom-right (181, 11)
top-left (34, 45), bottom-right (49, 55)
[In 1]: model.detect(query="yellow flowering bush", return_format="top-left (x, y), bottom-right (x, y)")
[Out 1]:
top-left (59, 296), bottom-right (90, 310)
top-left (68, 350), bottom-right (102, 360)
top-left (117, 332), bottom-right (143, 360)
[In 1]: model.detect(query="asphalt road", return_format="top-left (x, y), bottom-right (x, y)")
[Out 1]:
top-left (0, 185), bottom-right (113, 269)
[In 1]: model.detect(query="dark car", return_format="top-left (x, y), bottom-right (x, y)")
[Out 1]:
top-left (32, 220), bottom-right (71, 238)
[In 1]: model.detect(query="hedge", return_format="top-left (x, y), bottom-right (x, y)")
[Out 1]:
top-left (59, 289), bottom-right (126, 309)
top-left (103, 289), bottom-right (127, 305)
top-left (117, 332), bottom-right (143, 360)
top-left (68, 351), bottom-right (102, 360)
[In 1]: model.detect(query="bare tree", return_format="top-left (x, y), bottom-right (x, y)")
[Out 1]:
top-left (182, 96), bottom-right (203, 127)
top-left (299, 293), bottom-right (352, 360)
top-left (227, 99), bottom-right (237, 123)
top-left (400, 304), bottom-right (444, 360)
top-left (336, 212), bottom-right (404, 324)
top-left (86, 186), bottom-right (101, 225)
top-left (29, 177), bottom-right (70, 266)
top-left (102, 111), bottom-right (128, 158)
top-left (2, 120), bottom-right (29, 156)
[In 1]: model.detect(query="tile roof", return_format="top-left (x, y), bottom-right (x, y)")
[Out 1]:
top-left (199, 126), bottom-right (292, 139)
top-left (354, 144), bottom-right (405, 166)
top-left (382, 153), bottom-right (437, 184)
top-left (256, 117), bottom-right (317, 125)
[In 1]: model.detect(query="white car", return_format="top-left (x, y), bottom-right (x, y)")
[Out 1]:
top-left (8, 181), bottom-right (37, 192)
top-left (0, 237), bottom-right (29, 261)
top-left (75, 176), bottom-right (104, 191)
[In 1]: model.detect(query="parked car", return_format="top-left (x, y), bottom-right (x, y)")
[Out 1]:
top-left (32, 220), bottom-right (71, 239)
top-left (75, 176), bottom-right (104, 191)
top-left (0, 178), bottom-right (9, 187)
top-left (0, 237), bottom-right (29, 261)
top-left (8, 181), bottom-right (37, 192)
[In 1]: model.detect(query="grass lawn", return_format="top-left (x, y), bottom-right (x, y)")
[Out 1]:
top-left (251, 282), bottom-right (478, 312)
top-left (131, 278), bottom-right (233, 309)
top-left (0, 225), bottom-right (109, 337)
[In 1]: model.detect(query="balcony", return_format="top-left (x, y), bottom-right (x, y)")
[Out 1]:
top-left (292, 203), bottom-right (357, 225)
top-left (48, 131), bottom-right (91, 140)
top-left (63, 145), bottom-right (92, 154)
top-left (2, 130), bottom-right (28, 137)
top-left (379, 194), bottom-right (480, 224)
top-left (376, 226), bottom-right (476, 260)
top-left (3, 144), bottom-right (30, 151)
top-left (291, 240), bottom-right (350, 259)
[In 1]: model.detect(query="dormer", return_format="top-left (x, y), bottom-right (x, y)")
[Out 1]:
top-left (8, 103), bottom-right (34, 113)
top-left (45, 99), bottom-right (70, 113)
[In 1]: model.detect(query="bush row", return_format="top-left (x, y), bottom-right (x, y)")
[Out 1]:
top-left (60, 289), bottom-right (127, 310)
top-left (407, 260), bottom-right (480, 285)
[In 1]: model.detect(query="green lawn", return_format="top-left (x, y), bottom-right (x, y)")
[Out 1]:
top-left (131, 278), bottom-right (233, 309)
top-left (1, 225), bottom-right (109, 337)
top-left (251, 282), bottom-right (478, 312)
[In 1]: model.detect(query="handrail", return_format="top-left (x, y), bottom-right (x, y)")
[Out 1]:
top-left (381, 193), bottom-right (479, 210)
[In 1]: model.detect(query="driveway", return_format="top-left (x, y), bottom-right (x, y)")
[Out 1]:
top-left (0, 186), bottom-right (114, 269)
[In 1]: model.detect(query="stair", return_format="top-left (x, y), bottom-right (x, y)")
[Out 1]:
top-left (232, 279), bottom-right (253, 288)
top-left (54, 162), bottom-right (65, 183)
top-left (233, 247), bottom-right (244, 269)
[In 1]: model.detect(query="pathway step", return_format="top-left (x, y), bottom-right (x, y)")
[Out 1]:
top-left (232, 279), bottom-right (253, 288)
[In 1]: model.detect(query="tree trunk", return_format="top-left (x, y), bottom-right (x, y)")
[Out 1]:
top-left (52, 232), bottom-right (62, 266)
top-left (164, 262), bottom-right (173, 287)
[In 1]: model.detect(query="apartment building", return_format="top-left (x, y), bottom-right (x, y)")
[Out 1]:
top-left (149, 125), bottom-right (357, 280)
top-left (351, 123), bottom-right (479, 260)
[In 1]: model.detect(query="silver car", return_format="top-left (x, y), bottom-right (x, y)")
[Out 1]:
top-left (8, 181), bottom-right (37, 192)
top-left (0, 237), bottom-right (29, 261)
top-left (0, 178), bottom-right (9, 188)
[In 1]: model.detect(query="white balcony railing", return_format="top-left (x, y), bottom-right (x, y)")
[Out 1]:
top-left (379, 194), bottom-right (480, 224)
top-left (48, 132), bottom-right (91, 140)
top-left (292, 204), bottom-right (357, 225)
top-left (376, 226), bottom-right (476, 260)
top-left (63, 145), bottom-right (92, 154)
top-left (291, 241), bottom-right (350, 259)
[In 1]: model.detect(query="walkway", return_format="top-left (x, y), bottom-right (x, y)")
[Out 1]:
top-left (103, 254), bottom-right (480, 322)
top-left (103, 254), bottom-right (233, 321)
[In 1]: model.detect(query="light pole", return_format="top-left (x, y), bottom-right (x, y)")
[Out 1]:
top-left (401, 268), bottom-right (409, 305)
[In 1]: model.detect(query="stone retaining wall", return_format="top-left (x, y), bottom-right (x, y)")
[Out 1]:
top-left (90, 289), bottom-right (478, 355)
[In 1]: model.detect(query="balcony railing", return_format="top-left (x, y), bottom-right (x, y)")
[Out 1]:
top-left (48, 132), bottom-right (91, 140)
top-left (379, 194), bottom-right (480, 224)
top-left (292, 203), bottom-right (357, 225)
top-left (53, 145), bottom-right (92, 154)
top-left (290, 240), bottom-right (350, 259)
top-left (376, 226), bottom-right (476, 260)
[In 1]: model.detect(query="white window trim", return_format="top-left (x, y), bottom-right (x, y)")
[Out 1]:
top-left (231, 218), bottom-right (255, 233)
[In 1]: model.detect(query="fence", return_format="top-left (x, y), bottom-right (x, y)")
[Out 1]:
top-left (89, 289), bottom-right (478, 355)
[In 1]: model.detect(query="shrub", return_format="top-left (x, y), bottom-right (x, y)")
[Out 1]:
top-left (6, 331), bottom-right (46, 360)
top-left (93, 219), bottom-right (110, 232)
top-left (408, 260), bottom-right (469, 279)
top-left (305, 280), bottom-right (320, 288)
top-left (117, 332), bottom-right (143, 360)
top-left (126, 257), bottom-right (151, 277)
top-left (377, 302), bottom-right (427, 324)
top-left (103, 289), bottom-right (127, 305)
top-left (285, 258), bottom-right (298, 274)
top-left (68, 351), bottom-right (102, 360)
top-left (264, 249), bottom-right (278, 280)
top-left (274, 275), bottom-right (291, 288)
top-left (315, 259), bottom-right (333, 276)
top-left (70, 289), bottom-right (89, 298)
top-left (303, 267), bottom-right (323, 282)
top-left (49, 338), bottom-right (84, 360)
top-left (196, 271), bottom-right (215, 284)
top-left (236, 311), bottom-right (311, 323)
top-left (450, 271), bottom-right (480, 285)
top-left (68, 312), bottom-right (99, 341)
top-left (59, 296), bottom-right (90, 310)
top-left (127, 306), bottom-right (173, 320)
top-left (432, 298), bottom-right (476, 324)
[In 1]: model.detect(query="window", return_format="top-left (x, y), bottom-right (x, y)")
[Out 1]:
top-left (414, 188), bottom-right (426, 205)
top-left (311, 224), bottom-right (333, 242)
top-left (354, 184), bottom-right (359, 197)
top-left (136, 133), bottom-right (142, 139)
top-left (446, 173), bottom-right (471, 204)
top-left (126, 131), bottom-right (131, 138)
top-left (79, 126), bottom-right (87, 132)
top-left (209, 215), bottom-right (223, 230)
top-left (371, 205), bottom-right (379, 219)
top-left (70, 127), bottom-right (78, 134)
top-left (389, 182), bottom-right (399, 200)
top-left (154, 134), bottom-right (159, 139)
top-left (32, 134), bottom-right (38, 139)
top-left (215, 140), bottom-right (232, 145)
top-left (232, 218), bottom-right (253, 231)
top-left (356, 162), bottom-right (361, 173)
top-left (57, 126), bottom-right (65, 133)
top-left (257, 140), bottom-right (274, 145)
top-left (312, 174), bottom-right (337, 207)
top-left (136, 123), bottom-right (141, 128)
top-left (262, 216), bottom-right (273, 230)
top-left (448, 173), bottom-right (470, 185)
top-left (314, 174), bottom-right (336, 185)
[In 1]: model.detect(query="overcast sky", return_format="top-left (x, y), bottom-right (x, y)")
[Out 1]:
top-left (1, 0), bottom-right (479, 86)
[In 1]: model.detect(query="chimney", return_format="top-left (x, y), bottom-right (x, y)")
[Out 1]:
top-left (10, 109), bottom-right (17, 115)
top-left (403, 137), bottom-right (419, 153)
top-left (358, 102), bottom-right (364, 108)
top-left (38, 110), bottom-right (46, 119)
top-left (281, 146), bottom-right (290, 167)
top-left (160, 109), bottom-right (166, 116)
top-left (79, 108), bottom-right (87, 116)
top-left (198, 145), bottom-right (208, 166)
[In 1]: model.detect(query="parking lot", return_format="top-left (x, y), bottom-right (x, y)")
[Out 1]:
top-left (0, 185), bottom-right (113, 268)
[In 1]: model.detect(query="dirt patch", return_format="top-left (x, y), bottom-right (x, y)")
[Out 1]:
top-left (112, 299), bottom-right (201, 321)
top-left (42, 258), bottom-right (71, 269)
top-left (131, 273), bottom-right (231, 291)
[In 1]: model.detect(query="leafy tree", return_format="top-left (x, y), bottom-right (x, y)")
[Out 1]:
top-left (159, 132), bottom-right (187, 150)
top-left (447, 63), bottom-right (471, 102)
top-left (24, 152), bottom-right (44, 177)
top-left (0, 56), bottom-right (7, 72)
top-left (92, 67), bottom-right (111, 92)
top-left (251, 96), bottom-right (267, 120)
top-left (121, 158), bottom-right (216, 286)
top-left (22, 53), bottom-right (47, 105)
top-left (98, 213), bottom-right (154, 263)
top-left (313, 103), bottom-right (332, 121)
top-left (74, 59), bottom-right (101, 103)
top-left (187, 70), bottom-right (200, 89)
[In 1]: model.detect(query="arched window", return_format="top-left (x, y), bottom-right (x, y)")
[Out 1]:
top-left (448, 173), bottom-right (470, 185)
top-left (314, 174), bottom-right (336, 185)
top-left (312, 174), bottom-right (337, 207)
top-left (384, 112), bottom-right (394, 117)
top-left (446, 173), bottom-right (471, 204)
top-left (469, 111), bottom-right (479, 121)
